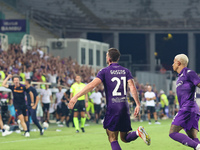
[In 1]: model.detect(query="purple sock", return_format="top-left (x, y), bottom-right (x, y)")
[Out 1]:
top-left (125, 131), bottom-right (138, 142)
top-left (111, 141), bottom-right (121, 150)
top-left (169, 133), bottom-right (198, 148)
top-left (193, 138), bottom-right (200, 144)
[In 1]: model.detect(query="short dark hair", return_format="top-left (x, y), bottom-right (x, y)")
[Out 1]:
top-left (108, 48), bottom-right (121, 62)
top-left (12, 74), bottom-right (20, 81)
top-left (26, 79), bottom-right (31, 84)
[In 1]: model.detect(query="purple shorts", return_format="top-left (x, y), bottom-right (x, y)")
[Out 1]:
top-left (103, 113), bottom-right (132, 132)
top-left (172, 110), bottom-right (200, 131)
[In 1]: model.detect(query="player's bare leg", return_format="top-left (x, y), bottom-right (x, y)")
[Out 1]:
top-left (106, 129), bottom-right (121, 150)
top-left (186, 128), bottom-right (198, 139)
top-left (60, 116), bottom-right (65, 123)
top-left (18, 114), bottom-right (27, 131)
top-left (18, 114), bottom-right (30, 137)
top-left (186, 128), bottom-right (200, 150)
top-left (169, 125), bottom-right (200, 149)
top-left (147, 111), bottom-right (151, 124)
top-left (47, 110), bottom-right (50, 123)
top-left (25, 116), bottom-right (29, 132)
top-left (153, 112), bottom-right (160, 124)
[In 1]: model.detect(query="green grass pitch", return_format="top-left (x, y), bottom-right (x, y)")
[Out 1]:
top-left (0, 119), bottom-right (196, 150)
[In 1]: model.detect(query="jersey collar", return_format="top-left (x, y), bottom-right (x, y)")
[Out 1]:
top-left (178, 67), bottom-right (187, 76)
top-left (110, 63), bottom-right (119, 66)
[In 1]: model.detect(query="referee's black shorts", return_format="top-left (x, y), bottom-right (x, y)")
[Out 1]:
top-left (73, 100), bottom-right (85, 112)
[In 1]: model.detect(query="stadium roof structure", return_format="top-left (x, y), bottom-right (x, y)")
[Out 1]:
top-left (4, 0), bottom-right (200, 34)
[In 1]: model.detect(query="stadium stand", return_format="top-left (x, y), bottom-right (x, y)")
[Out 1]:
top-left (0, 0), bottom-right (57, 44)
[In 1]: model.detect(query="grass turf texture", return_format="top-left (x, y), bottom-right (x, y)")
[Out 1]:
top-left (0, 119), bottom-right (196, 150)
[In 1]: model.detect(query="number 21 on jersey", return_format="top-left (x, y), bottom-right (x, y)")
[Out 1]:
top-left (111, 77), bottom-right (126, 96)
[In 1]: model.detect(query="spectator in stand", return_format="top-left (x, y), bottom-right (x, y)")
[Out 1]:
top-left (57, 73), bottom-right (66, 86)
top-left (145, 85), bottom-right (161, 125)
top-left (55, 86), bottom-right (64, 123)
top-left (48, 70), bottom-right (57, 88)
top-left (32, 72), bottom-right (39, 82)
top-left (36, 71), bottom-right (42, 82)
top-left (89, 88), bottom-right (102, 124)
top-left (67, 74), bottom-right (74, 85)
top-left (19, 69), bottom-right (25, 82)
top-left (8, 99), bottom-right (16, 125)
top-left (24, 68), bottom-right (31, 80)
top-left (37, 47), bottom-right (44, 58)
top-left (64, 88), bottom-right (72, 127)
top-left (160, 90), bottom-right (169, 119)
top-left (86, 90), bottom-right (95, 120)
top-left (40, 85), bottom-right (52, 123)
top-left (167, 90), bottom-right (175, 118)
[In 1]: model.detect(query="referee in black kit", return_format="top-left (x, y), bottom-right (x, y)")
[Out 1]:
top-left (2, 74), bottom-right (34, 137)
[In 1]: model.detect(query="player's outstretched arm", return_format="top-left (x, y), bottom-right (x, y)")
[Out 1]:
top-left (128, 79), bottom-right (140, 116)
top-left (2, 74), bottom-right (12, 88)
top-left (68, 78), bottom-right (102, 109)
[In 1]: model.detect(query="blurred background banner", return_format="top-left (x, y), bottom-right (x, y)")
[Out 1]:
top-left (0, 19), bottom-right (26, 32)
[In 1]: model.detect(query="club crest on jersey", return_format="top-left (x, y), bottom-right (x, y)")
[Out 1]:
top-left (176, 81), bottom-right (183, 88)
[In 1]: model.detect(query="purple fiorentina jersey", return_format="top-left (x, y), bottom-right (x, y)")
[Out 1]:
top-left (96, 63), bottom-right (133, 116)
top-left (176, 67), bottom-right (200, 114)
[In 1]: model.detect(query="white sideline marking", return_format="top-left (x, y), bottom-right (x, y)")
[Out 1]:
top-left (0, 123), bottom-right (171, 144)
top-left (0, 132), bottom-right (105, 144)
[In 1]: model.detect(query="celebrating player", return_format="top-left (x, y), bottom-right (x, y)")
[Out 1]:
top-left (2, 74), bottom-right (34, 137)
top-left (169, 54), bottom-right (200, 149)
top-left (25, 79), bottom-right (44, 135)
top-left (69, 48), bottom-right (151, 150)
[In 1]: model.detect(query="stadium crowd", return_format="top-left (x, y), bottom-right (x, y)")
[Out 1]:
top-left (0, 44), bottom-right (179, 130)
top-left (0, 44), bottom-right (96, 87)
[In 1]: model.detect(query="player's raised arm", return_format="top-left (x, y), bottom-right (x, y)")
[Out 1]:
top-left (128, 79), bottom-right (140, 116)
top-left (68, 78), bottom-right (102, 109)
top-left (2, 74), bottom-right (12, 88)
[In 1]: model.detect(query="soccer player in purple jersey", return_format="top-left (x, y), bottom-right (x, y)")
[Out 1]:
top-left (169, 54), bottom-right (200, 150)
top-left (69, 48), bottom-right (151, 150)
